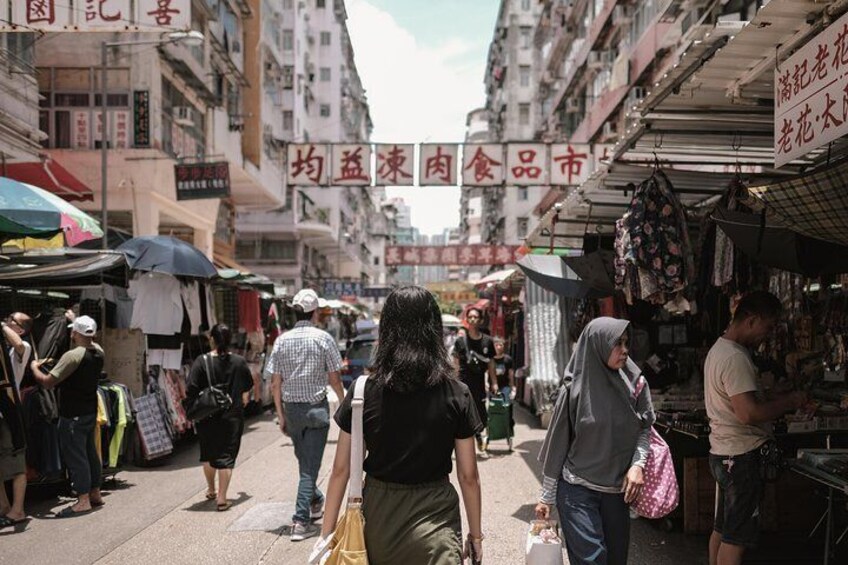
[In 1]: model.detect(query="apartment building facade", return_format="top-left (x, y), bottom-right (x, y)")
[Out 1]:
top-left (235, 0), bottom-right (388, 294)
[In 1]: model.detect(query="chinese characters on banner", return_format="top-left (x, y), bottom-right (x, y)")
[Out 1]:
top-left (331, 144), bottom-right (371, 185)
top-left (133, 90), bottom-right (151, 147)
top-left (287, 143), bottom-right (595, 187)
top-left (462, 144), bottom-right (504, 186)
top-left (419, 144), bottom-right (458, 185)
top-left (375, 144), bottom-right (414, 185)
top-left (72, 111), bottom-right (89, 149)
top-left (174, 162), bottom-right (231, 200)
top-left (506, 144), bottom-right (548, 185)
top-left (2, 0), bottom-right (189, 31)
top-left (775, 10), bottom-right (848, 167)
top-left (384, 245), bottom-right (524, 266)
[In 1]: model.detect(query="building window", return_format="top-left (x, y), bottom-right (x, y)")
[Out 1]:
top-left (518, 187), bottom-right (529, 201)
top-left (519, 65), bottom-right (531, 87)
top-left (282, 30), bottom-right (294, 51)
top-left (262, 240), bottom-right (297, 260)
top-left (283, 111), bottom-right (294, 130)
top-left (317, 0), bottom-right (326, 7)
top-left (517, 217), bottom-right (529, 239)
top-left (320, 67), bottom-right (331, 81)
top-left (235, 241), bottom-right (257, 260)
top-left (518, 103), bottom-right (531, 125)
top-left (522, 0), bottom-right (531, 10)
top-left (320, 104), bottom-right (331, 117)
top-left (320, 31), bottom-right (331, 46)
top-left (520, 26), bottom-right (532, 49)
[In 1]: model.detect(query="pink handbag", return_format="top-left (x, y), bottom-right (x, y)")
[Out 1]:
top-left (631, 377), bottom-right (679, 519)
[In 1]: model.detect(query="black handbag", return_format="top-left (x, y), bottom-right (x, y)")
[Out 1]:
top-left (184, 354), bottom-right (232, 422)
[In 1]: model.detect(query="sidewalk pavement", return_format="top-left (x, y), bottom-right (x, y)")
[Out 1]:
top-left (1, 399), bottom-right (707, 564)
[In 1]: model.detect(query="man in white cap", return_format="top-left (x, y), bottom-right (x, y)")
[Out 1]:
top-left (267, 289), bottom-right (344, 541)
top-left (30, 315), bottom-right (105, 517)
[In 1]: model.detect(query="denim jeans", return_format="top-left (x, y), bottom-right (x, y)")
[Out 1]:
top-left (58, 414), bottom-right (101, 495)
top-left (285, 399), bottom-right (330, 524)
top-left (709, 448), bottom-right (764, 548)
top-left (556, 479), bottom-right (630, 565)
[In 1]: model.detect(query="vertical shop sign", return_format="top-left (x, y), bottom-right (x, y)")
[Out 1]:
top-left (419, 144), bottom-right (458, 185)
top-left (375, 144), bottom-right (414, 185)
top-left (775, 10), bottom-right (848, 167)
top-left (506, 144), bottom-right (548, 185)
top-left (550, 143), bottom-right (591, 186)
top-left (72, 111), bottom-right (90, 149)
top-left (133, 90), bottom-right (150, 147)
top-left (174, 162), bottom-right (231, 200)
top-left (114, 110), bottom-right (129, 149)
top-left (287, 143), bottom-right (328, 186)
top-left (462, 144), bottom-right (504, 186)
top-left (331, 144), bottom-right (371, 185)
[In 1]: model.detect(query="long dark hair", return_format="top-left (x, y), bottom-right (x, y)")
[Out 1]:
top-left (210, 324), bottom-right (232, 357)
top-left (371, 286), bottom-right (454, 393)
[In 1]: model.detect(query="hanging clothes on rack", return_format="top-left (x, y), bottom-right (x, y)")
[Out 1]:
top-left (128, 272), bottom-right (184, 335)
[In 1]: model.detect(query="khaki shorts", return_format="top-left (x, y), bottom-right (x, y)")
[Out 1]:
top-left (0, 419), bottom-right (26, 481)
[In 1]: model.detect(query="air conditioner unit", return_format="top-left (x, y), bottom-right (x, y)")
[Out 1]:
top-left (173, 106), bottom-right (194, 126)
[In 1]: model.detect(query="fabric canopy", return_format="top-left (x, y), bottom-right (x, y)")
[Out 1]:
top-left (747, 158), bottom-right (848, 247)
top-left (0, 251), bottom-right (128, 287)
top-left (4, 159), bottom-right (94, 202)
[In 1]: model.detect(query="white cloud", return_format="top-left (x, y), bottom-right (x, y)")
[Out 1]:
top-left (347, 0), bottom-right (488, 235)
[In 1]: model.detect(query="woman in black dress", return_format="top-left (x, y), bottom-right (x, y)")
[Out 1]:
top-left (186, 324), bottom-right (253, 511)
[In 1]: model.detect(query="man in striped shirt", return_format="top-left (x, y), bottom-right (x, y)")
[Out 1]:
top-left (267, 289), bottom-right (344, 542)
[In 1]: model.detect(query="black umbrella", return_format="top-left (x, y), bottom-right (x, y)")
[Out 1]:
top-left (517, 254), bottom-right (597, 298)
top-left (117, 235), bottom-right (218, 279)
top-left (712, 208), bottom-right (848, 277)
top-left (563, 250), bottom-right (616, 295)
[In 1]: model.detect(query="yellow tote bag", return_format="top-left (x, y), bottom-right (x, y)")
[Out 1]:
top-left (322, 375), bottom-right (369, 565)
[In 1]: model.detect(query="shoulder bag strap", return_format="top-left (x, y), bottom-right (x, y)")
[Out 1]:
top-left (348, 375), bottom-right (368, 503)
top-left (632, 375), bottom-right (646, 400)
top-left (203, 354), bottom-right (214, 388)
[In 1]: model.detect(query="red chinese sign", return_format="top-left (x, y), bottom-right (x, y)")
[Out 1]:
top-left (375, 144), bottom-right (414, 185)
top-left (775, 10), bottom-right (848, 167)
top-left (2, 0), bottom-right (188, 31)
top-left (174, 162), bottom-right (230, 200)
top-left (331, 144), bottom-right (371, 185)
top-left (462, 144), bottom-right (504, 186)
top-left (550, 143), bottom-right (591, 186)
top-left (384, 245), bottom-right (524, 266)
top-left (419, 144), bottom-right (458, 185)
top-left (287, 144), bottom-right (328, 186)
top-left (506, 144), bottom-right (548, 185)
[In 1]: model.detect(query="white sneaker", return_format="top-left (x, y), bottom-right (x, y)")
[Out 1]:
top-left (310, 499), bottom-right (324, 521)
top-left (291, 521), bottom-right (321, 542)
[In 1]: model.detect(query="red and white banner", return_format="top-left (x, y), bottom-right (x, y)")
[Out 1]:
top-left (375, 144), bottom-right (414, 185)
top-left (287, 143), bottom-right (328, 186)
top-left (506, 144), bottom-right (548, 185)
top-left (419, 143), bottom-right (458, 185)
top-left (2, 0), bottom-right (190, 31)
top-left (551, 143), bottom-right (591, 186)
top-left (775, 10), bottom-right (848, 167)
top-left (385, 245), bottom-right (523, 266)
top-left (331, 144), bottom-right (371, 185)
top-left (462, 144), bottom-right (505, 186)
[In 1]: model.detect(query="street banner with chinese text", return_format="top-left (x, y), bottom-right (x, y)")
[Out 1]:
top-left (775, 10), bottom-right (848, 167)
top-left (506, 144), bottom-right (548, 185)
top-left (287, 144), bottom-right (328, 186)
top-left (419, 144), bottom-right (459, 185)
top-left (175, 162), bottom-right (230, 200)
top-left (375, 144), bottom-right (415, 185)
top-left (3, 0), bottom-right (191, 32)
top-left (331, 144), bottom-right (372, 186)
top-left (462, 144), bottom-right (505, 186)
top-left (385, 245), bottom-right (523, 266)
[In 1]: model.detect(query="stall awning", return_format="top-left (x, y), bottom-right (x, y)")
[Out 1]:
top-left (4, 159), bottom-right (94, 202)
top-left (475, 269), bottom-right (517, 287)
top-left (0, 250), bottom-right (128, 287)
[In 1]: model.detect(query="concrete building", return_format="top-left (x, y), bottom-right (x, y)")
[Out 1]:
top-left (476, 0), bottom-right (547, 253)
top-left (0, 33), bottom-right (42, 164)
top-left (386, 196), bottom-right (416, 285)
top-left (235, 0), bottom-right (387, 294)
top-left (31, 1), bottom-right (278, 260)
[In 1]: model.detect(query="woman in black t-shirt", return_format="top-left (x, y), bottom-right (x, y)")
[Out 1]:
top-left (322, 286), bottom-right (484, 564)
top-left (185, 324), bottom-right (253, 512)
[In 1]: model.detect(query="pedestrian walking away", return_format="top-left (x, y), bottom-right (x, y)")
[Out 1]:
top-left (492, 336), bottom-right (516, 429)
top-left (267, 288), bottom-right (345, 542)
top-left (320, 285), bottom-right (484, 565)
top-left (184, 324), bottom-right (254, 512)
top-left (452, 307), bottom-right (497, 452)
top-left (536, 317), bottom-right (656, 565)
top-left (705, 291), bottom-right (808, 565)
top-left (0, 312), bottom-right (33, 529)
top-left (30, 315), bottom-right (105, 518)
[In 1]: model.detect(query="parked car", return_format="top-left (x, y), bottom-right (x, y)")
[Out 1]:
top-left (341, 334), bottom-right (376, 389)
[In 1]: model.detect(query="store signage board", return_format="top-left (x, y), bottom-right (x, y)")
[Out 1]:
top-left (375, 144), bottom-right (415, 185)
top-left (330, 144), bottom-right (372, 186)
top-left (1, 0), bottom-right (190, 32)
top-left (174, 162), bottom-right (230, 200)
top-left (385, 245), bottom-right (523, 266)
top-left (775, 10), bottom-right (848, 168)
top-left (133, 90), bottom-right (151, 147)
top-left (462, 144), bottom-right (505, 186)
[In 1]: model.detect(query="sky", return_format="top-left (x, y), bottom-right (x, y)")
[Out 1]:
top-left (346, 0), bottom-right (500, 235)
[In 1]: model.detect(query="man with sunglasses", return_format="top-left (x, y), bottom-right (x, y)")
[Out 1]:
top-left (452, 307), bottom-right (497, 452)
top-left (0, 312), bottom-right (33, 528)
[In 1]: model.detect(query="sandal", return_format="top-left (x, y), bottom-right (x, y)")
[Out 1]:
top-left (0, 515), bottom-right (26, 528)
top-left (55, 506), bottom-right (93, 518)
top-left (205, 492), bottom-right (217, 501)
top-left (216, 501), bottom-right (232, 512)
top-left (91, 500), bottom-right (106, 508)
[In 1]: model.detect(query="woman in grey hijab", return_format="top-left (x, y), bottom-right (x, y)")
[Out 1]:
top-left (535, 317), bottom-right (655, 565)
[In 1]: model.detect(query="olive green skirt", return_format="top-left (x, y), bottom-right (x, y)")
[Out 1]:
top-left (362, 477), bottom-right (463, 565)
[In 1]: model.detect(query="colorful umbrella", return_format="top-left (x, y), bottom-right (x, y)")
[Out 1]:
top-left (0, 177), bottom-right (103, 247)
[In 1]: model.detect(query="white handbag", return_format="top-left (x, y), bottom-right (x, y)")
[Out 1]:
top-left (525, 520), bottom-right (564, 565)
